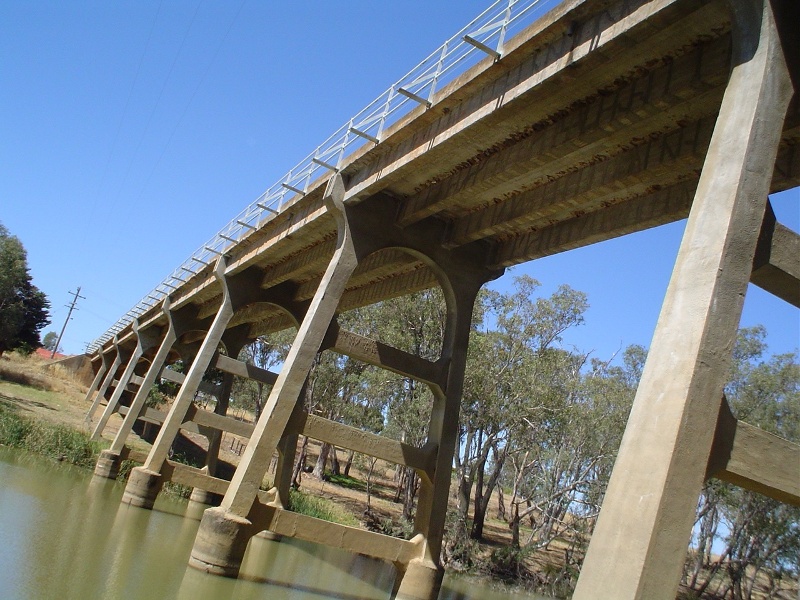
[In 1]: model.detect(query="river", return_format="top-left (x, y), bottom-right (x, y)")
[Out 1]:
top-left (0, 447), bottom-right (547, 600)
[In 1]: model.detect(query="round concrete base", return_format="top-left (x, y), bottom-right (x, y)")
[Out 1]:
top-left (121, 467), bottom-right (162, 509)
top-left (189, 506), bottom-right (253, 578)
top-left (255, 529), bottom-right (283, 542)
top-left (188, 488), bottom-right (222, 506)
top-left (393, 559), bottom-right (444, 600)
top-left (93, 450), bottom-right (121, 480)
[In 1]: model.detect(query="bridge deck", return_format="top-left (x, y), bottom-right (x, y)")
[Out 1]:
top-left (99, 0), bottom-right (799, 351)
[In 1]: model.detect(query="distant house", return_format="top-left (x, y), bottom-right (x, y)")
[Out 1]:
top-left (35, 348), bottom-right (67, 360)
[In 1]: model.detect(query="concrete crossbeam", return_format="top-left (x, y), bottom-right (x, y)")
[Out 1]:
top-left (708, 398), bottom-right (800, 506)
top-left (286, 410), bottom-right (436, 480)
top-left (162, 460), bottom-right (230, 496)
top-left (324, 324), bottom-right (445, 391)
top-left (249, 501), bottom-right (420, 565)
top-left (213, 354), bottom-right (278, 386)
top-left (751, 202), bottom-right (800, 307)
top-left (186, 404), bottom-right (255, 439)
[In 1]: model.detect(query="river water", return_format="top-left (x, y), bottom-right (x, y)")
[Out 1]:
top-left (0, 448), bottom-right (546, 600)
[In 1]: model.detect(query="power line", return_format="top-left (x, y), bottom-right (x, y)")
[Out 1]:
top-left (51, 287), bottom-right (86, 359)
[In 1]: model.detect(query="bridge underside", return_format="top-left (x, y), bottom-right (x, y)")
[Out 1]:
top-left (84, 0), bottom-right (799, 598)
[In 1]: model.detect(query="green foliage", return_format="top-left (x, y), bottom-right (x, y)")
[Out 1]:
top-left (327, 473), bottom-right (366, 492)
top-left (0, 223), bottom-right (50, 355)
top-left (42, 331), bottom-right (59, 352)
top-left (486, 546), bottom-right (530, 582)
top-left (0, 403), bottom-right (100, 467)
top-left (163, 481), bottom-right (193, 499)
top-left (234, 331), bottom-right (293, 420)
top-left (287, 488), bottom-right (359, 527)
top-left (145, 387), bottom-right (168, 409)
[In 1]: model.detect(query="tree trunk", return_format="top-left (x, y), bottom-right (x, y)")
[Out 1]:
top-left (312, 442), bottom-right (330, 479)
top-left (330, 446), bottom-right (340, 476)
top-left (509, 503), bottom-right (521, 549)
top-left (292, 435), bottom-right (309, 488)
top-left (471, 442), bottom-right (506, 540)
top-left (343, 450), bottom-right (354, 477)
top-left (401, 467), bottom-right (418, 522)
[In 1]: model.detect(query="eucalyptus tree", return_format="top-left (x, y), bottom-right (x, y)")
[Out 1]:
top-left (234, 329), bottom-right (292, 420)
top-left (455, 276), bottom-right (590, 542)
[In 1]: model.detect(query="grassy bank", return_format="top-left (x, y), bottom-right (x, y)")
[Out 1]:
top-left (0, 396), bottom-right (101, 468)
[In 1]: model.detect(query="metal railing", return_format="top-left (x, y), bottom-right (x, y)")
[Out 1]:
top-left (88, 0), bottom-right (560, 353)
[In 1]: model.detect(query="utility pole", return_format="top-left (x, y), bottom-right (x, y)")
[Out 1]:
top-left (51, 287), bottom-right (85, 359)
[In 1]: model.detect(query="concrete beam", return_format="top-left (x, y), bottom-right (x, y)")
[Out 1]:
top-left (250, 501), bottom-right (420, 565)
top-left (186, 404), bottom-right (255, 439)
top-left (324, 323), bottom-right (445, 392)
top-left (708, 397), bottom-right (800, 506)
top-left (492, 178), bottom-right (696, 268)
top-left (401, 34), bottom-right (729, 227)
top-left (751, 202), bottom-right (800, 307)
top-left (159, 366), bottom-right (223, 398)
top-left (446, 115), bottom-right (714, 248)
top-left (286, 410), bottom-right (436, 480)
top-left (162, 461), bottom-right (230, 496)
top-left (213, 354), bottom-right (278, 386)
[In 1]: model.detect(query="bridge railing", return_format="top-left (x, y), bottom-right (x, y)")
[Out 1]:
top-left (89, 0), bottom-right (560, 352)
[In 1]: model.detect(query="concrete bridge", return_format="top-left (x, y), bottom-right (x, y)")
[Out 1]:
top-left (83, 0), bottom-right (799, 597)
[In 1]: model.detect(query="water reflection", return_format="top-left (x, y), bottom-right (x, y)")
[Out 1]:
top-left (0, 448), bottom-right (546, 600)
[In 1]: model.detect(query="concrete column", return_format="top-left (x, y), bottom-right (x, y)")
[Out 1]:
top-left (574, 1), bottom-right (793, 598)
top-left (188, 370), bottom-right (236, 507)
top-left (394, 277), bottom-right (484, 600)
top-left (189, 174), bottom-right (359, 576)
top-left (122, 257), bottom-right (236, 509)
top-left (188, 325), bottom-right (253, 508)
top-left (91, 320), bottom-right (158, 441)
top-left (85, 336), bottom-right (124, 425)
top-left (95, 299), bottom-right (179, 480)
top-left (83, 348), bottom-right (112, 410)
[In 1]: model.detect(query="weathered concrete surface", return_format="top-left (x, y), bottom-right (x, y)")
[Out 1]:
top-left (708, 397), bottom-right (800, 505)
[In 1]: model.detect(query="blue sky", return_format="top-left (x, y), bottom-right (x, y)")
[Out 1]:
top-left (2, 0), bottom-right (797, 361)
